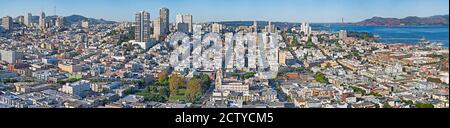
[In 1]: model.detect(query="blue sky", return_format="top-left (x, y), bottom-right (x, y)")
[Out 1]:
top-left (0, 0), bottom-right (448, 23)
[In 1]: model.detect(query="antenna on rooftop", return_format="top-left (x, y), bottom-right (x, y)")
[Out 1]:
top-left (54, 6), bottom-right (56, 16)
top-left (341, 17), bottom-right (345, 30)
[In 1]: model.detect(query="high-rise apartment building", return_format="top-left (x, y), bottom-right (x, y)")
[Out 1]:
top-left (153, 17), bottom-right (162, 40)
top-left (2, 16), bottom-right (13, 32)
top-left (24, 13), bottom-right (32, 27)
top-left (135, 11), bottom-right (151, 42)
top-left (176, 14), bottom-right (193, 33)
top-left (55, 16), bottom-right (64, 27)
top-left (17, 16), bottom-right (25, 25)
top-left (301, 22), bottom-right (311, 36)
top-left (39, 12), bottom-right (46, 30)
top-left (159, 7), bottom-right (170, 34)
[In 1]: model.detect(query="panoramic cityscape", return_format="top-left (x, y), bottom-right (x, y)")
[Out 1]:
top-left (0, 0), bottom-right (448, 108)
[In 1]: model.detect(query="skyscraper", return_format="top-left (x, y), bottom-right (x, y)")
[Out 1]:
top-left (56, 16), bottom-right (64, 27)
top-left (176, 14), bottom-right (183, 25)
top-left (159, 7), bottom-right (170, 34)
top-left (135, 11), bottom-right (151, 42)
top-left (176, 14), bottom-right (193, 33)
top-left (153, 17), bottom-right (162, 40)
top-left (183, 15), bottom-right (193, 33)
top-left (39, 12), bottom-right (46, 30)
top-left (17, 16), bottom-right (25, 25)
top-left (24, 13), bottom-right (32, 27)
top-left (253, 20), bottom-right (258, 32)
top-left (301, 22), bottom-right (311, 36)
top-left (266, 21), bottom-right (275, 33)
top-left (2, 16), bottom-right (13, 32)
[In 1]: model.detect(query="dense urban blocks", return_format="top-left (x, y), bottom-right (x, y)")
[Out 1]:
top-left (0, 6), bottom-right (448, 108)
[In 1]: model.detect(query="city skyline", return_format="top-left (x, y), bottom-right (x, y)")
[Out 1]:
top-left (1, 0), bottom-right (448, 109)
top-left (0, 0), bottom-right (448, 23)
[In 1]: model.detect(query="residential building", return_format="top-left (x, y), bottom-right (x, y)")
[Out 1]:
top-left (135, 11), bottom-right (151, 42)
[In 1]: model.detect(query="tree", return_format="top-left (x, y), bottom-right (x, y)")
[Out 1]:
top-left (402, 100), bottom-right (414, 105)
top-left (57, 80), bottom-right (67, 85)
top-left (159, 87), bottom-right (170, 98)
top-left (123, 87), bottom-right (134, 95)
top-left (305, 37), bottom-right (315, 48)
top-left (132, 79), bottom-right (145, 86)
top-left (136, 86), bottom-right (169, 102)
top-left (147, 86), bottom-right (158, 93)
top-left (349, 86), bottom-right (365, 93)
top-left (314, 72), bottom-right (329, 84)
top-left (186, 78), bottom-right (202, 102)
top-left (369, 92), bottom-right (382, 97)
top-left (415, 102), bottom-right (434, 108)
top-left (383, 103), bottom-right (392, 108)
top-left (2, 78), bottom-right (18, 83)
top-left (169, 74), bottom-right (185, 94)
top-left (158, 71), bottom-right (169, 83)
top-left (242, 72), bottom-right (256, 79)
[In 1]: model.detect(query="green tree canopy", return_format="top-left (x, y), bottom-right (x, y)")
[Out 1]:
top-left (186, 78), bottom-right (202, 102)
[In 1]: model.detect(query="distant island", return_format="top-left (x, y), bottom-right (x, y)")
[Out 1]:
top-left (354, 15), bottom-right (449, 26)
top-left (47, 15), bottom-right (116, 26)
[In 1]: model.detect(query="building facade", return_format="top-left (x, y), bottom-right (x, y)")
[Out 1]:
top-left (2, 16), bottom-right (13, 32)
top-left (135, 11), bottom-right (151, 42)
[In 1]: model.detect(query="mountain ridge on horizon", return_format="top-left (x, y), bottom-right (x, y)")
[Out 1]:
top-left (354, 14), bottom-right (449, 26)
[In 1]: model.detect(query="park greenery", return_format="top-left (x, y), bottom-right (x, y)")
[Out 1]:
top-left (136, 71), bottom-right (171, 102)
top-left (383, 103), bottom-right (392, 108)
top-left (305, 37), bottom-right (315, 48)
top-left (135, 71), bottom-right (212, 103)
top-left (349, 86), bottom-right (366, 93)
top-left (2, 78), bottom-right (18, 83)
top-left (230, 72), bottom-right (257, 80)
top-left (415, 102), bottom-right (434, 108)
top-left (314, 72), bottom-right (329, 84)
top-left (347, 31), bottom-right (378, 42)
top-left (369, 92), bottom-right (382, 97)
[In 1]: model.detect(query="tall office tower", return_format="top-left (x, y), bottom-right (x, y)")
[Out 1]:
top-left (176, 14), bottom-right (183, 25)
top-left (81, 19), bottom-right (89, 29)
top-left (153, 17), bottom-right (162, 40)
top-left (55, 16), bottom-right (64, 27)
top-left (135, 11), bottom-right (151, 42)
top-left (39, 12), bottom-right (46, 30)
top-left (24, 13), bottom-right (32, 27)
top-left (183, 15), bottom-right (193, 33)
top-left (175, 14), bottom-right (183, 29)
top-left (17, 16), bottom-right (25, 25)
top-left (266, 21), bottom-right (275, 33)
top-left (159, 7), bottom-right (169, 34)
top-left (2, 16), bottom-right (13, 32)
top-left (301, 22), bottom-right (311, 36)
top-left (176, 14), bottom-right (193, 33)
top-left (253, 20), bottom-right (258, 32)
